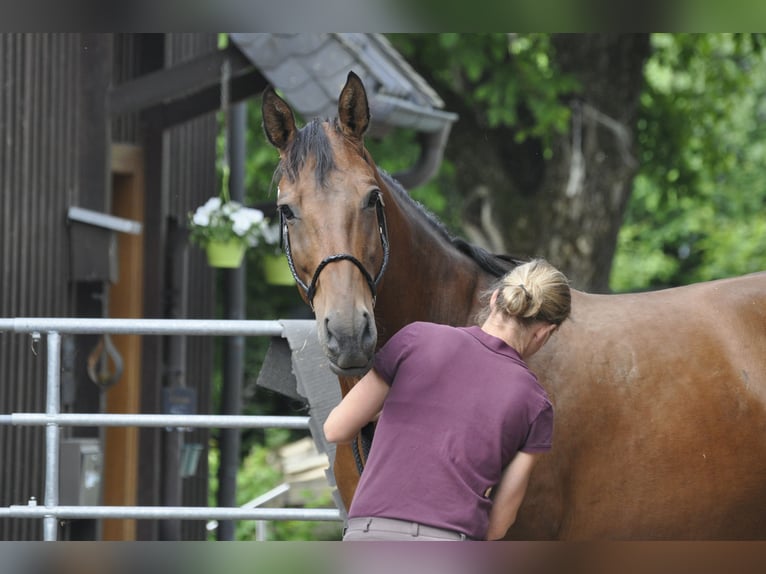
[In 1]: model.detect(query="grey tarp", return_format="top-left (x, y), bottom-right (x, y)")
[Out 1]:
top-left (256, 320), bottom-right (346, 516)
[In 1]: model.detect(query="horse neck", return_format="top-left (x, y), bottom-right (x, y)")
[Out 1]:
top-left (374, 183), bottom-right (488, 341)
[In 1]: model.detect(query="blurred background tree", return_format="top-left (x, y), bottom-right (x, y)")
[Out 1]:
top-left (390, 33), bottom-right (651, 292)
top-left (386, 33), bottom-right (766, 293)
top-left (611, 33), bottom-right (766, 290)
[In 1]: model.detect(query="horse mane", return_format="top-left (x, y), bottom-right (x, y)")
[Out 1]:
top-left (377, 171), bottom-right (522, 278)
top-left (272, 118), bottom-right (522, 279)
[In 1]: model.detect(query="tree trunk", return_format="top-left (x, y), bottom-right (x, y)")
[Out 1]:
top-left (428, 34), bottom-right (651, 292)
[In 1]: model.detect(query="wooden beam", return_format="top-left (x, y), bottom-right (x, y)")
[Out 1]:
top-left (155, 69), bottom-right (268, 129)
top-left (108, 44), bottom-right (254, 117)
top-left (78, 33), bottom-right (113, 211)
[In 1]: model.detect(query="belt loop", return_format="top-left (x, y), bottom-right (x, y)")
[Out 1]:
top-left (459, 532), bottom-right (467, 540)
top-left (363, 518), bottom-right (372, 532)
top-left (410, 522), bottom-right (420, 537)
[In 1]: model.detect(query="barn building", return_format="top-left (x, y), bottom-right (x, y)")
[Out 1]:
top-left (0, 33), bottom-right (455, 540)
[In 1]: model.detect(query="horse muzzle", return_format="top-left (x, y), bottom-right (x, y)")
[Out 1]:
top-left (319, 308), bottom-right (377, 377)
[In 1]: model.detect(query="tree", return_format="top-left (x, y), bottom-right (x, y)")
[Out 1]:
top-left (386, 34), bottom-right (766, 293)
top-left (611, 34), bottom-right (766, 291)
top-left (390, 34), bottom-right (652, 292)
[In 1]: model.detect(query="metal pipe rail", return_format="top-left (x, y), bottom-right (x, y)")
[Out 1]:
top-left (0, 506), bottom-right (340, 522)
top-left (0, 317), bottom-right (284, 336)
top-left (0, 317), bottom-right (342, 541)
top-left (2, 414), bottom-right (310, 428)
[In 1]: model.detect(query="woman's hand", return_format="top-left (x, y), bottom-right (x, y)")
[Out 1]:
top-left (485, 451), bottom-right (540, 540)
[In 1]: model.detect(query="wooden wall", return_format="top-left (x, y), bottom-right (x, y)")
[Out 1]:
top-left (0, 33), bottom-right (219, 541)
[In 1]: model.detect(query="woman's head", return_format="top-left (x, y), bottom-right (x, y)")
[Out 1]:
top-left (485, 258), bottom-right (572, 326)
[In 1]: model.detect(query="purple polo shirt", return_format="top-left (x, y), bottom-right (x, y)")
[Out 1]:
top-left (347, 321), bottom-right (553, 540)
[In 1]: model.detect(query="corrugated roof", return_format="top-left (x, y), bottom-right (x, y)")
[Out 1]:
top-left (229, 33), bottom-right (457, 136)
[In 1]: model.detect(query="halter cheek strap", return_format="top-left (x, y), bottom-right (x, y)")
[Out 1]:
top-left (280, 191), bottom-right (390, 310)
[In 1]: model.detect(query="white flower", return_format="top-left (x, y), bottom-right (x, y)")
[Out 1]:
top-left (221, 200), bottom-right (241, 216)
top-left (202, 197), bottom-right (222, 213)
top-left (240, 207), bottom-right (265, 226)
top-left (231, 208), bottom-right (265, 235)
top-left (192, 210), bottom-right (211, 227)
top-left (189, 196), bottom-right (277, 255)
top-left (261, 221), bottom-right (281, 245)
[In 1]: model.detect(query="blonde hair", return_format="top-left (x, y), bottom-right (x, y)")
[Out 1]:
top-left (480, 258), bottom-right (571, 326)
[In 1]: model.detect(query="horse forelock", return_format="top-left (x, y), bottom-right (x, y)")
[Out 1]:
top-left (277, 119), bottom-right (336, 187)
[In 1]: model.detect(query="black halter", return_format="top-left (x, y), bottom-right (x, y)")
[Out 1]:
top-left (280, 191), bottom-right (390, 310)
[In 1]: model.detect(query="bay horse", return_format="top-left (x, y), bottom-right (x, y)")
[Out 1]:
top-left (262, 71), bottom-right (766, 539)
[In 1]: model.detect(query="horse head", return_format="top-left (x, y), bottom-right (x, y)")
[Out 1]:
top-left (262, 72), bottom-right (387, 376)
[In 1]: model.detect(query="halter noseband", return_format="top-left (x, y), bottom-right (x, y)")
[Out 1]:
top-left (280, 191), bottom-right (390, 310)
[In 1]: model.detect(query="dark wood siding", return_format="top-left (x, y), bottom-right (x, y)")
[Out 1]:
top-left (0, 32), bottom-right (219, 540)
top-left (0, 33), bottom-right (81, 540)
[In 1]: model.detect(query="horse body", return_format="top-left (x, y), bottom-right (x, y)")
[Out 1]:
top-left (263, 72), bottom-right (766, 539)
top-left (519, 278), bottom-right (766, 539)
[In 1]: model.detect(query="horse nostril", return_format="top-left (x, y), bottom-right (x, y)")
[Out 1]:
top-left (360, 311), bottom-right (376, 352)
top-left (324, 317), bottom-right (339, 352)
top-left (322, 311), bottom-right (376, 369)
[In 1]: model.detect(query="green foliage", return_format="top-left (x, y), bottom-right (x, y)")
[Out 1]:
top-left (612, 33), bottom-right (766, 291)
top-left (208, 430), bottom-right (342, 541)
top-left (378, 33), bottom-right (583, 232)
top-left (365, 129), bottom-right (461, 230)
top-left (386, 34), bottom-right (766, 292)
top-left (390, 34), bottom-right (578, 145)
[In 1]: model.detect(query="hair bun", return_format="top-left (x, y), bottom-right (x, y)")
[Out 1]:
top-left (494, 259), bottom-right (571, 325)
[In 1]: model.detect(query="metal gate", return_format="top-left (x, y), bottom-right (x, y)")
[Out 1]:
top-left (0, 317), bottom-right (342, 541)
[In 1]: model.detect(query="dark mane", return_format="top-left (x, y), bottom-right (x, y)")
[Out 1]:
top-left (378, 171), bottom-right (522, 278)
top-left (277, 119), bottom-right (336, 185)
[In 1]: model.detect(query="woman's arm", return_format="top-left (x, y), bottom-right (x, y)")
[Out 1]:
top-left (323, 368), bottom-right (391, 444)
top-left (485, 451), bottom-right (541, 540)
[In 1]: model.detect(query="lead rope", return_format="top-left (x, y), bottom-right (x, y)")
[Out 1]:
top-left (351, 422), bottom-right (375, 475)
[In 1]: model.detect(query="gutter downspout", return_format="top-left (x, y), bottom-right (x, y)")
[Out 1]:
top-left (392, 123), bottom-right (453, 190)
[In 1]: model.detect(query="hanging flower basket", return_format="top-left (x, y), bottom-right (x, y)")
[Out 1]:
top-left (188, 194), bottom-right (279, 270)
top-left (262, 252), bottom-right (295, 285)
top-left (205, 239), bottom-right (246, 269)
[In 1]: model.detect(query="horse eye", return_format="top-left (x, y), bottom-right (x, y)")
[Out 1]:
top-left (365, 191), bottom-right (381, 209)
top-left (279, 204), bottom-right (296, 221)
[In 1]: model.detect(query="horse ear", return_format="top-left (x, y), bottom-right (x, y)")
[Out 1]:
top-left (262, 86), bottom-right (297, 152)
top-left (338, 71), bottom-right (370, 141)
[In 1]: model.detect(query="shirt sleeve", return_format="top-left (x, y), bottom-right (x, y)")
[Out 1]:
top-left (521, 402), bottom-right (554, 453)
top-left (372, 323), bottom-right (419, 385)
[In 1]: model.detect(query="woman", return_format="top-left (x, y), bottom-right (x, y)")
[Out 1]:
top-left (324, 258), bottom-right (572, 541)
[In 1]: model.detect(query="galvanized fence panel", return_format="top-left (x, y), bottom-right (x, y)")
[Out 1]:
top-left (0, 318), bottom-right (342, 541)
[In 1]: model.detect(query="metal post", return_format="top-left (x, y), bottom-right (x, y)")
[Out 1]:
top-left (217, 96), bottom-right (247, 541)
top-left (43, 332), bottom-right (61, 541)
top-left (160, 218), bottom-right (190, 540)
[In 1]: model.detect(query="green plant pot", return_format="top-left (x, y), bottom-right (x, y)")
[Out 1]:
top-left (263, 252), bottom-right (295, 285)
top-left (205, 240), bottom-right (246, 268)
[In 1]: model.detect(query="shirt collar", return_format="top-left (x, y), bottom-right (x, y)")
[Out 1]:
top-left (462, 325), bottom-right (522, 360)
